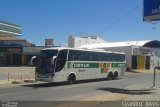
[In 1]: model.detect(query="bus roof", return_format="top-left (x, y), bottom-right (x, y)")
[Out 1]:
top-left (42, 47), bottom-right (125, 54)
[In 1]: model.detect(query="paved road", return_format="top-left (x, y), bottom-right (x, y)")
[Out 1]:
top-left (0, 72), bottom-right (160, 107)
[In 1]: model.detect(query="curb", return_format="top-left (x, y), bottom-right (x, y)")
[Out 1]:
top-left (0, 80), bottom-right (11, 85)
top-left (0, 79), bottom-right (36, 85)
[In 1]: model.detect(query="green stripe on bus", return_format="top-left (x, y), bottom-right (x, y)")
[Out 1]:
top-left (112, 63), bottom-right (126, 68)
top-left (103, 63), bottom-right (106, 68)
top-left (68, 62), bottom-right (125, 68)
top-left (68, 62), bottom-right (99, 68)
top-left (101, 68), bottom-right (104, 73)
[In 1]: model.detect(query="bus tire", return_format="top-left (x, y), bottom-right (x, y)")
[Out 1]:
top-left (108, 72), bottom-right (114, 80)
top-left (67, 74), bottom-right (76, 84)
top-left (114, 71), bottom-right (118, 79)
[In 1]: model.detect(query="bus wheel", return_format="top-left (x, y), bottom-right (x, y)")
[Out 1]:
top-left (68, 74), bottom-right (76, 84)
top-left (114, 72), bottom-right (118, 79)
top-left (108, 72), bottom-right (114, 80)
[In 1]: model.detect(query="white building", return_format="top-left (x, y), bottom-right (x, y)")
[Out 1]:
top-left (80, 40), bottom-right (160, 71)
top-left (68, 35), bottom-right (106, 48)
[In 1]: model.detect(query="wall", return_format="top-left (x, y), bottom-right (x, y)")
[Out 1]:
top-left (68, 36), bottom-right (106, 48)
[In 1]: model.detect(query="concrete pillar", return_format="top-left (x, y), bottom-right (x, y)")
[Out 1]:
top-left (10, 54), bottom-right (13, 65)
top-left (22, 55), bottom-right (25, 65)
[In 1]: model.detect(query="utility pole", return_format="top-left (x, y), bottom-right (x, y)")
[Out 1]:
top-left (153, 67), bottom-right (156, 87)
top-left (153, 61), bottom-right (160, 87)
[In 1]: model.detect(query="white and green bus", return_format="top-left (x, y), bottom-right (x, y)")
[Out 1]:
top-left (35, 47), bottom-right (126, 84)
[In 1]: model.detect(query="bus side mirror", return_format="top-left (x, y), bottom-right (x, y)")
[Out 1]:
top-left (51, 56), bottom-right (57, 65)
top-left (30, 56), bottom-right (37, 65)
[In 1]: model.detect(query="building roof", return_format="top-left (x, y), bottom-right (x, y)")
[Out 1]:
top-left (0, 37), bottom-right (35, 46)
top-left (143, 40), bottom-right (160, 48)
top-left (79, 40), bottom-right (150, 49)
top-left (0, 36), bottom-right (21, 40)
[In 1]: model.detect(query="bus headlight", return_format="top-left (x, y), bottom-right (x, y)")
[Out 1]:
top-left (51, 74), bottom-right (55, 76)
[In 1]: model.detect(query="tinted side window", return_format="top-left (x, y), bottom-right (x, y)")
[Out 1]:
top-left (55, 50), bottom-right (67, 72)
top-left (68, 50), bottom-right (97, 61)
top-left (68, 50), bottom-right (125, 62)
top-left (68, 50), bottom-right (78, 61)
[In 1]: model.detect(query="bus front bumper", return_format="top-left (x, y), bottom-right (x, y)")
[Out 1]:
top-left (35, 75), bottom-right (55, 82)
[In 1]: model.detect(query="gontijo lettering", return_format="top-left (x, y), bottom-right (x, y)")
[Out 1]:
top-left (73, 64), bottom-right (90, 68)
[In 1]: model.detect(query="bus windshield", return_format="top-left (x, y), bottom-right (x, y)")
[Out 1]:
top-left (36, 50), bottom-right (58, 74)
top-left (36, 49), bottom-right (68, 75)
top-left (40, 50), bottom-right (58, 58)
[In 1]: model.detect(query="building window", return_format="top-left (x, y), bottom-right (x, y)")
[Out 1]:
top-left (133, 48), bottom-right (139, 54)
top-left (0, 54), bottom-right (5, 64)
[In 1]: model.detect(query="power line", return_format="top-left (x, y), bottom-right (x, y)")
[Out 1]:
top-left (97, 4), bottom-right (142, 34)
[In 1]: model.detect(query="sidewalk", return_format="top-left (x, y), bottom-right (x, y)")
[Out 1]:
top-left (122, 82), bottom-right (160, 101)
top-left (69, 82), bottom-right (160, 101)
top-left (131, 69), bottom-right (160, 73)
top-left (0, 80), bottom-right (11, 85)
top-left (0, 66), bottom-right (35, 86)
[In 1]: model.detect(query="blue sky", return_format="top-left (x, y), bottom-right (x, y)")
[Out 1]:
top-left (0, 0), bottom-right (159, 46)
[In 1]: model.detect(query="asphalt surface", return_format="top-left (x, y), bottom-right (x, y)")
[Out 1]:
top-left (0, 72), bottom-right (160, 107)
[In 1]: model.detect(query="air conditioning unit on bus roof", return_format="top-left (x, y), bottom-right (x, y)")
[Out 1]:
top-left (86, 48), bottom-right (105, 51)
